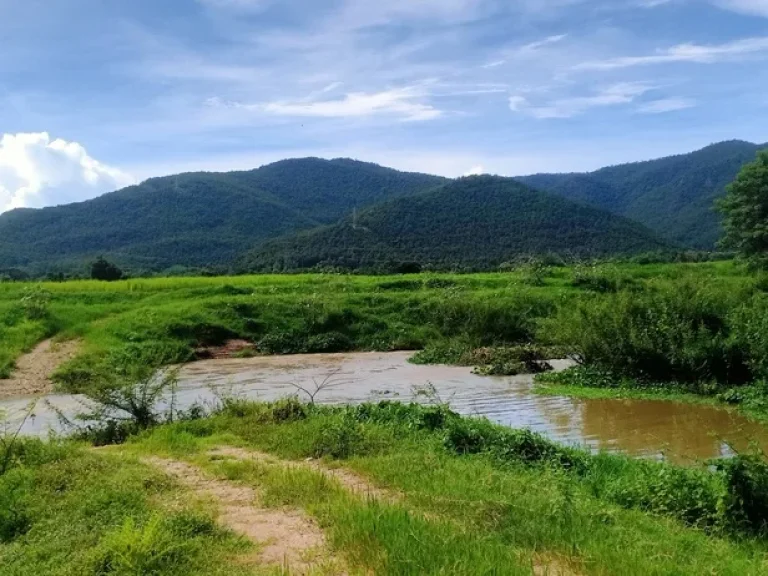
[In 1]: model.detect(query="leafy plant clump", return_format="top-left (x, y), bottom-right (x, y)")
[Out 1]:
top-left (545, 282), bottom-right (754, 386)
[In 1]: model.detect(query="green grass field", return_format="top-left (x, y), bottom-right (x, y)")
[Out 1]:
top-left (0, 260), bottom-right (755, 393)
top-left (3, 401), bottom-right (768, 575)
top-left (4, 262), bottom-right (768, 573)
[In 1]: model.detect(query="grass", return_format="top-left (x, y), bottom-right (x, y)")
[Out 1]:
top-left (0, 441), bottom-right (253, 575)
top-left (6, 400), bottom-right (767, 575)
top-left (0, 260), bottom-right (757, 391)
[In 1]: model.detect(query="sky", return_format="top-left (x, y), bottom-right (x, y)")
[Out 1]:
top-left (1, 0), bottom-right (768, 211)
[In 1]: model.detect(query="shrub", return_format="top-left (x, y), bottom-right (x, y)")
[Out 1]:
top-left (0, 470), bottom-right (32, 543)
top-left (546, 282), bottom-right (752, 385)
top-left (306, 331), bottom-right (353, 353)
top-left (257, 331), bottom-right (305, 354)
top-left (91, 257), bottom-right (123, 282)
top-left (717, 454), bottom-right (768, 534)
top-left (312, 414), bottom-right (367, 459)
top-left (519, 259), bottom-right (551, 287)
top-left (728, 294), bottom-right (768, 380)
top-left (270, 397), bottom-right (308, 423)
top-left (19, 285), bottom-right (51, 320)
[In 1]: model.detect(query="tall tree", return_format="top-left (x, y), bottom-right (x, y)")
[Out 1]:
top-left (718, 150), bottom-right (768, 268)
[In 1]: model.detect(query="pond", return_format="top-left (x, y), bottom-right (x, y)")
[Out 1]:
top-left (2, 351), bottom-right (766, 465)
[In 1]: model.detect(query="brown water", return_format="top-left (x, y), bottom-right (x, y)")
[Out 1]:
top-left (3, 351), bottom-right (767, 464)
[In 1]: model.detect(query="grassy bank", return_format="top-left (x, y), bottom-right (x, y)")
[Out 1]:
top-left (3, 401), bottom-right (768, 574)
top-left (0, 260), bottom-right (757, 393)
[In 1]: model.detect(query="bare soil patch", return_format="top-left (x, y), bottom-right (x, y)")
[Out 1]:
top-left (0, 339), bottom-right (80, 398)
top-left (145, 456), bottom-right (337, 574)
top-left (195, 339), bottom-right (256, 360)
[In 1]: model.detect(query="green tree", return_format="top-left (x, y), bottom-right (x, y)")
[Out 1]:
top-left (718, 150), bottom-right (768, 267)
top-left (91, 257), bottom-right (123, 281)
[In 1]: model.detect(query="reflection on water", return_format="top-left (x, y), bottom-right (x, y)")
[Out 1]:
top-left (2, 351), bottom-right (767, 465)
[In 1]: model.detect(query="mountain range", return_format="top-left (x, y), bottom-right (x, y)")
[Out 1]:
top-left (519, 140), bottom-right (764, 248)
top-left (0, 140), bottom-right (763, 276)
top-left (243, 176), bottom-right (670, 272)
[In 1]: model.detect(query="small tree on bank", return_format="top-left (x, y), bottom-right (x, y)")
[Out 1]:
top-left (91, 257), bottom-right (123, 281)
top-left (718, 150), bottom-right (768, 268)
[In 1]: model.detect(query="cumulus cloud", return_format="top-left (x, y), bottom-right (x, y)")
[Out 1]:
top-left (0, 133), bottom-right (134, 213)
top-left (463, 165), bottom-right (486, 176)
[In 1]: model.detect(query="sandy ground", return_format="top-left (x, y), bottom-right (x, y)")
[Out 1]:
top-left (0, 339), bottom-right (80, 399)
top-left (145, 456), bottom-right (336, 574)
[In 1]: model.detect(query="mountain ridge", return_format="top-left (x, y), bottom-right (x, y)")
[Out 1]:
top-left (518, 140), bottom-right (766, 248)
top-left (242, 175), bottom-right (673, 272)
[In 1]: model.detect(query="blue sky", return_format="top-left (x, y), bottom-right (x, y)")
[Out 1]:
top-left (1, 0), bottom-right (768, 210)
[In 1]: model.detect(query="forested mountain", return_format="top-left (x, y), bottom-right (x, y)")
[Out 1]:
top-left (243, 176), bottom-right (672, 272)
top-left (519, 140), bottom-right (766, 248)
top-left (0, 158), bottom-right (446, 274)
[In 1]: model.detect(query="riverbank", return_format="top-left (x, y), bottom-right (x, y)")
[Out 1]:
top-left (3, 400), bottom-right (768, 575)
top-left (4, 351), bottom-right (766, 464)
top-left (0, 260), bottom-right (752, 398)
top-left (535, 366), bottom-right (768, 424)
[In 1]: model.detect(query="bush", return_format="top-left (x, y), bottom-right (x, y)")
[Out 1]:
top-left (19, 286), bottom-right (51, 320)
top-left (0, 470), bottom-right (32, 543)
top-left (306, 331), bottom-right (353, 353)
top-left (717, 454), bottom-right (768, 534)
top-left (570, 265), bottom-right (638, 293)
top-left (728, 294), bottom-right (768, 380)
top-left (91, 257), bottom-right (123, 282)
top-left (546, 282), bottom-right (752, 385)
top-left (312, 414), bottom-right (368, 459)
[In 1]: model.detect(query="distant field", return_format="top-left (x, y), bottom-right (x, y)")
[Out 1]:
top-left (0, 260), bottom-right (756, 394)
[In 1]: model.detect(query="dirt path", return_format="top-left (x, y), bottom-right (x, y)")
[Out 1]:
top-left (0, 339), bottom-right (80, 398)
top-left (145, 456), bottom-right (338, 574)
top-left (208, 446), bottom-right (398, 503)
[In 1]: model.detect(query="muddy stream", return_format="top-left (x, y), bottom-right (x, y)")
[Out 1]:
top-left (2, 351), bottom-right (767, 465)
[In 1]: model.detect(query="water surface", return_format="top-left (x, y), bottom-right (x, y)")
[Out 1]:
top-left (3, 351), bottom-right (767, 465)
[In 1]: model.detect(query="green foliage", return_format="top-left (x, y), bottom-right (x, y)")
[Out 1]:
top-left (19, 285), bottom-right (51, 320)
top-left (0, 158), bottom-right (445, 276)
top-left (244, 176), bottom-right (672, 272)
top-left (92, 515), bottom-right (195, 575)
top-left (545, 282), bottom-right (753, 385)
top-left (519, 258), bottom-right (551, 287)
top-left (90, 257), bottom-right (123, 282)
top-left (0, 470), bottom-right (32, 543)
top-left (718, 150), bottom-right (768, 268)
top-left (570, 264), bottom-right (638, 293)
top-left (411, 342), bottom-right (560, 376)
top-left (312, 413), bottom-right (368, 459)
top-left (0, 447), bottom-right (248, 576)
top-left (717, 454), bottom-right (768, 534)
top-left (521, 140), bottom-right (765, 248)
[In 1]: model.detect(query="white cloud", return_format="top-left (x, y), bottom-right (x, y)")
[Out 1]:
top-left (0, 133), bottom-right (134, 213)
top-left (636, 97), bottom-right (696, 113)
top-left (463, 165), bottom-right (486, 176)
top-left (712, 0), bottom-right (768, 17)
top-left (509, 82), bottom-right (656, 118)
top-left (576, 36), bottom-right (768, 70)
top-left (517, 34), bottom-right (568, 54)
top-left (213, 86), bottom-right (443, 122)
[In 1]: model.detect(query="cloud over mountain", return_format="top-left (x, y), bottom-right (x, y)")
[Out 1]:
top-left (0, 133), bottom-right (134, 213)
